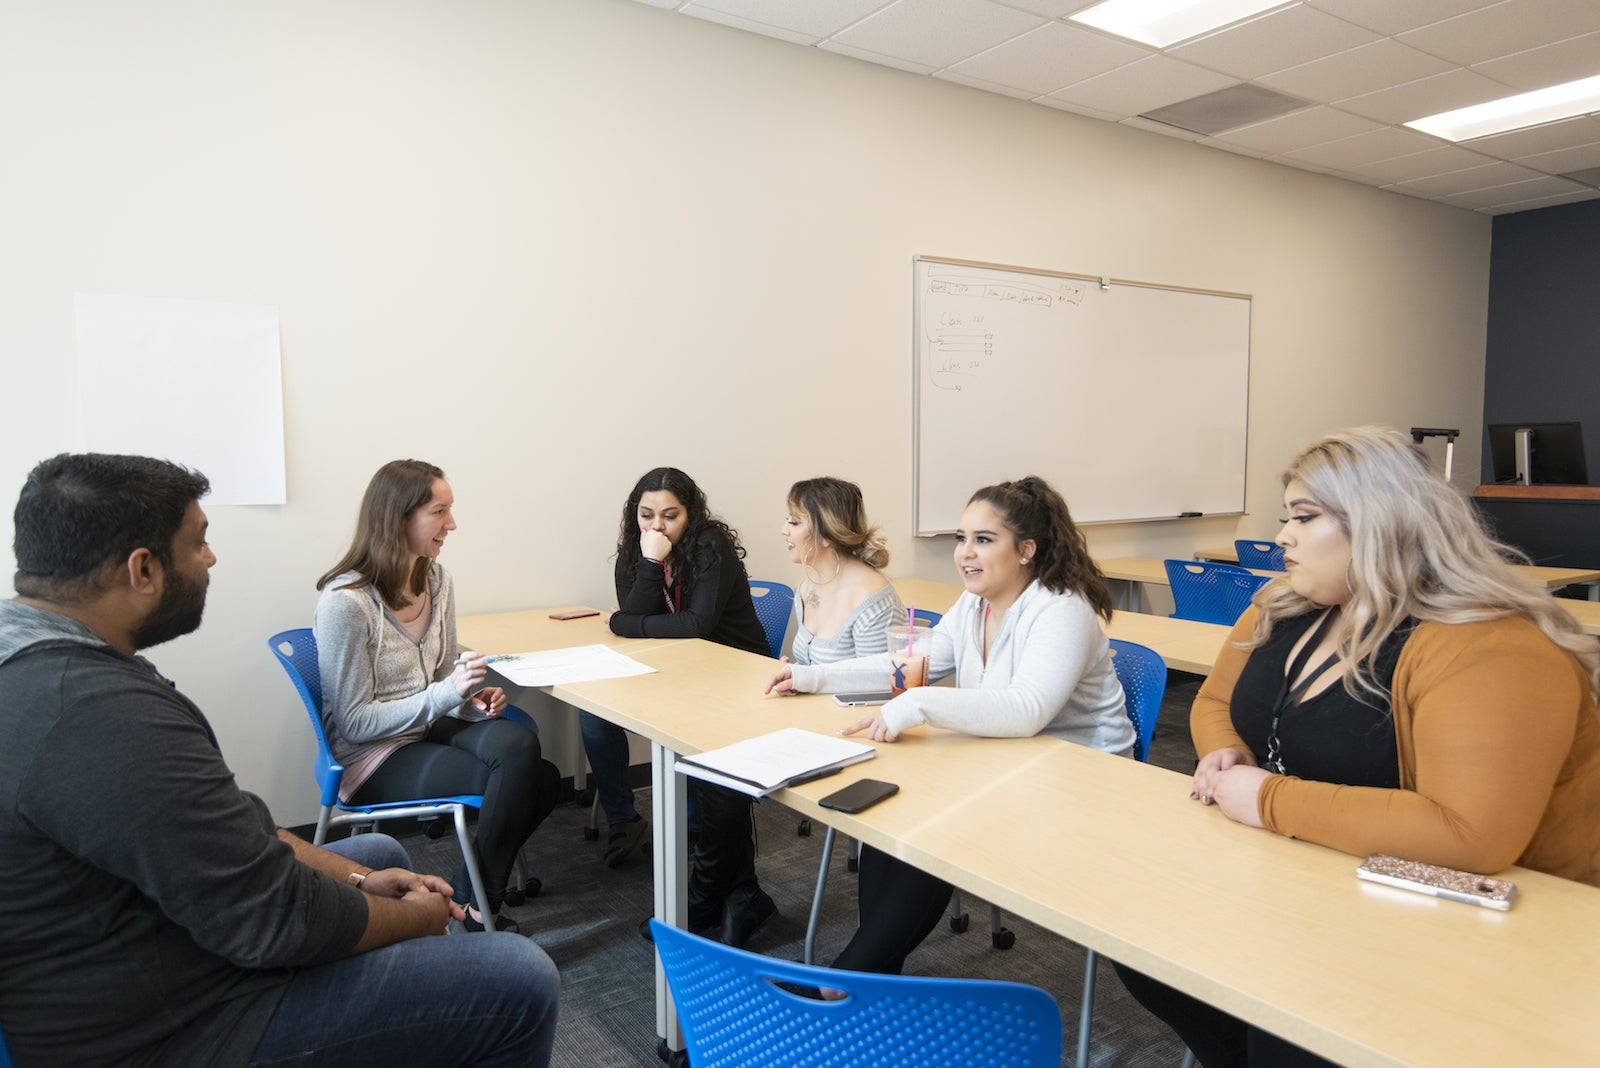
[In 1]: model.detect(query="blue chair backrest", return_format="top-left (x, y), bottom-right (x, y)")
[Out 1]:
top-left (1234, 539), bottom-right (1286, 570)
top-left (910, 608), bottom-right (943, 628)
top-left (1223, 572), bottom-right (1274, 625)
top-left (1164, 559), bottom-right (1259, 625)
top-left (748, 580), bottom-right (795, 659)
top-left (650, 920), bottom-right (1062, 1067)
top-left (1, 1020), bottom-right (13, 1068)
top-left (1108, 639), bottom-right (1167, 763)
top-left (268, 629), bottom-right (345, 808)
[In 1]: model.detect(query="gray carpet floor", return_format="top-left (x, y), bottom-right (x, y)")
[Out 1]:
top-left (390, 674), bottom-right (1207, 1068)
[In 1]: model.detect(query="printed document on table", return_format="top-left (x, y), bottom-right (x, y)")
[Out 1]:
top-left (484, 645), bottom-right (655, 688)
top-left (676, 727), bottom-right (876, 797)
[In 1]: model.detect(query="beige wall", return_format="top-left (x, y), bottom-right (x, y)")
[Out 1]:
top-left (0, 0), bottom-right (1490, 822)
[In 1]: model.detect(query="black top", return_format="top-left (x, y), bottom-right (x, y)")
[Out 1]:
top-left (609, 527), bottom-right (769, 657)
top-left (1229, 610), bottom-right (1414, 788)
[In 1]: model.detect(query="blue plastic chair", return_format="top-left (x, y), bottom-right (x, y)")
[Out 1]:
top-left (1233, 539), bottom-right (1285, 570)
top-left (1074, 641), bottom-right (1170, 1068)
top-left (1223, 572), bottom-right (1274, 625)
top-left (748, 579), bottom-right (795, 659)
top-left (1165, 559), bottom-right (1260, 625)
top-left (803, 609), bottom-right (944, 962)
top-left (0, 1020), bottom-right (12, 1068)
top-left (652, 919), bottom-right (1062, 1068)
top-left (268, 628), bottom-right (510, 918)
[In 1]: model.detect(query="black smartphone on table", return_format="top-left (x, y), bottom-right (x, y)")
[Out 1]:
top-left (819, 778), bottom-right (899, 813)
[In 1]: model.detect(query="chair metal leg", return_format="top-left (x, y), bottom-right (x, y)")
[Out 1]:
top-left (949, 889), bottom-right (970, 932)
top-left (586, 792), bottom-right (601, 841)
top-left (1180, 1050), bottom-right (1196, 1068)
top-left (804, 825), bottom-right (837, 965)
top-left (989, 904), bottom-right (1015, 949)
top-left (452, 805), bottom-right (493, 920)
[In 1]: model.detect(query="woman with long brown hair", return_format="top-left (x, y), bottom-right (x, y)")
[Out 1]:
top-left (315, 459), bottom-right (554, 933)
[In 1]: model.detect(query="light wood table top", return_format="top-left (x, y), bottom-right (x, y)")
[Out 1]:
top-left (1559, 597), bottom-right (1600, 635)
top-left (1196, 546), bottom-right (1600, 590)
top-left (891, 578), bottom-right (1231, 675)
top-left (465, 619), bottom-right (1600, 1068)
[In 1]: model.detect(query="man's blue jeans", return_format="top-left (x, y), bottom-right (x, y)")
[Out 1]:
top-left (248, 835), bottom-right (559, 1067)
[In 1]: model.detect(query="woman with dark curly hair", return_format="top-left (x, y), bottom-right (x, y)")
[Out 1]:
top-left (584, 468), bottom-right (776, 946)
top-left (768, 474), bottom-right (1133, 976)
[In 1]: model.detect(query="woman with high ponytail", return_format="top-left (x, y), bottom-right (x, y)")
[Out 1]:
top-left (767, 475), bottom-right (1133, 978)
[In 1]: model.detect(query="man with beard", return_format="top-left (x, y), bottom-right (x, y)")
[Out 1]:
top-left (0, 454), bottom-right (559, 1067)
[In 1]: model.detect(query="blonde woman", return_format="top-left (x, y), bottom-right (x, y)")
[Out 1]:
top-left (1119, 427), bottom-right (1600, 1067)
top-left (782, 477), bottom-right (903, 668)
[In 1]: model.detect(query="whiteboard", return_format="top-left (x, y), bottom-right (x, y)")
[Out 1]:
top-left (914, 256), bottom-right (1250, 534)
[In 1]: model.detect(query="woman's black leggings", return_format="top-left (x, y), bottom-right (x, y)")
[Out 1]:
top-left (350, 717), bottom-right (549, 914)
top-left (831, 846), bottom-right (954, 975)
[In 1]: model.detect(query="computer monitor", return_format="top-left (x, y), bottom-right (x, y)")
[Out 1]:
top-left (1486, 422), bottom-right (1589, 485)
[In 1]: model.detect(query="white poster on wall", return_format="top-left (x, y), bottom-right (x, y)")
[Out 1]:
top-left (73, 293), bottom-right (286, 506)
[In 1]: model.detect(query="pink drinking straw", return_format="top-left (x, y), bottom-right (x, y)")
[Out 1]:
top-left (906, 606), bottom-right (915, 656)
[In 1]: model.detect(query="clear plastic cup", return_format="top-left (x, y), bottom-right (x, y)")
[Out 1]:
top-left (885, 624), bottom-right (932, 696)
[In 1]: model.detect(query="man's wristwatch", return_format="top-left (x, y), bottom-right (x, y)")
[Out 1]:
top-left (347, 871), bottom-right (367, 888)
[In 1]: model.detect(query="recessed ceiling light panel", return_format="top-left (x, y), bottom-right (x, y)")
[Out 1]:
top-left (1069, 0), bottom-right (1291, 49)
top-left (1406, 75), bottom-right (1600, 142)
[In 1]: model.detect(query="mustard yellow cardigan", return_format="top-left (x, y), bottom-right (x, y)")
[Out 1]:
top-left (1193, 609), bottom-right (1600, 886)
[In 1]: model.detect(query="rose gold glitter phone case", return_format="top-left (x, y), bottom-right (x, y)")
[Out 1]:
top-left (1357, 854), bottom-right (1517, 911)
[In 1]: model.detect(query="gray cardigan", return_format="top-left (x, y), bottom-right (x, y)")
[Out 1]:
top-left (313, 564), bottom-right (485, 797)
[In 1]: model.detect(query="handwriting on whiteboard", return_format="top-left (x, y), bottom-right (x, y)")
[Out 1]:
top-left (924, 271), bottom-right (1085, 391)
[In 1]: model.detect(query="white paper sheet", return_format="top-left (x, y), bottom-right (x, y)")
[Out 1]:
top-left (73, 293), bottom-right (286, 506)
top-left (485, 645), bottom-right (656, 688)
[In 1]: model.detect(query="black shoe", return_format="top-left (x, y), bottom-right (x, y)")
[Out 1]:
top-left (639, 901), bottom-right (722, 943)
top-left (462, 908), bottom-right (521, 934)
top-left (604, 816), bottom-right (650, 868)
top-left (720, 888), bottom-right (776, 950)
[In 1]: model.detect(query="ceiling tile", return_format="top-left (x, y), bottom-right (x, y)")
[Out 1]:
top-left (1257, 38), bottom-right (1455, 100)
top-left (1120, 115), bottom-right (1209, 140)
top-left (1280, 124), bottom-right (1443, 166)
top-left (1202, 138), bottom-right (1275, 158)
top-left (1170, 4), bottom-right (1381, 80)
top-left (946, 21), bottom-right (1148, 96)
top-left (1470, 30), bottom-right (1600, 89)
top-left (1031, 94), bottom-right (1124, 120)
top-left (1269, 154), bottom-right (1337, 174)
top-left (1338, 144), bottom-right (1500, 181)
top-left (1389, 159), bottom-right (1547, 194)
top-left (1479, 186), bottom-right (1600, 212)
top-left (992, 0), bottom-right (1100, 16)
top-left (1302, 0), bottom-right (1503, 37)
top-left (815, 38), bottom-right (940, 74)
top-left (935, 68), bottom-right (1043, 98)
top-left (682, 0), bottom-right (889, 38)
top-left (1461, 115), bottom-right (1600, 158)
top-left (1334, 67), bottom-right (1514, 124)
top-left (1046, 54), bottom-right (1237, 116)
top-left (829, 0), bottom-right (1044, 69)
top-left (1516, 140), bottom-right (1600, 173)
top-left (1200, 104), bottom-right (1381, 152)
top-left (1441, 173), bottom-right (1591, 205)
top-left (1397, 0), bottom-right (1600, 67)
top-left (680, 5), bottom-right (821, 43)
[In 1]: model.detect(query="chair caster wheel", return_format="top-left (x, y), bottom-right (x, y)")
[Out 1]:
top-left (992, 928), bottom-right (1015, 950)
top-left (521, 877), bottom-right (542, 899)
top-left (583, 826), bottom-right (600, 841)
top-left (846, 857), bottom-right (858, 873)
top-left (503, 888), bottom-right (526, 907)
top-left (657, 1037), bottom-right (690, 1067)
top-left (425, 821), bottom-right (448, 840)
top-left (949, 913), bottom-right (970, 933)
top-left (577, 789), bottom-right (596, 808)
top-left (798, 818), bottom-right (812, 837)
